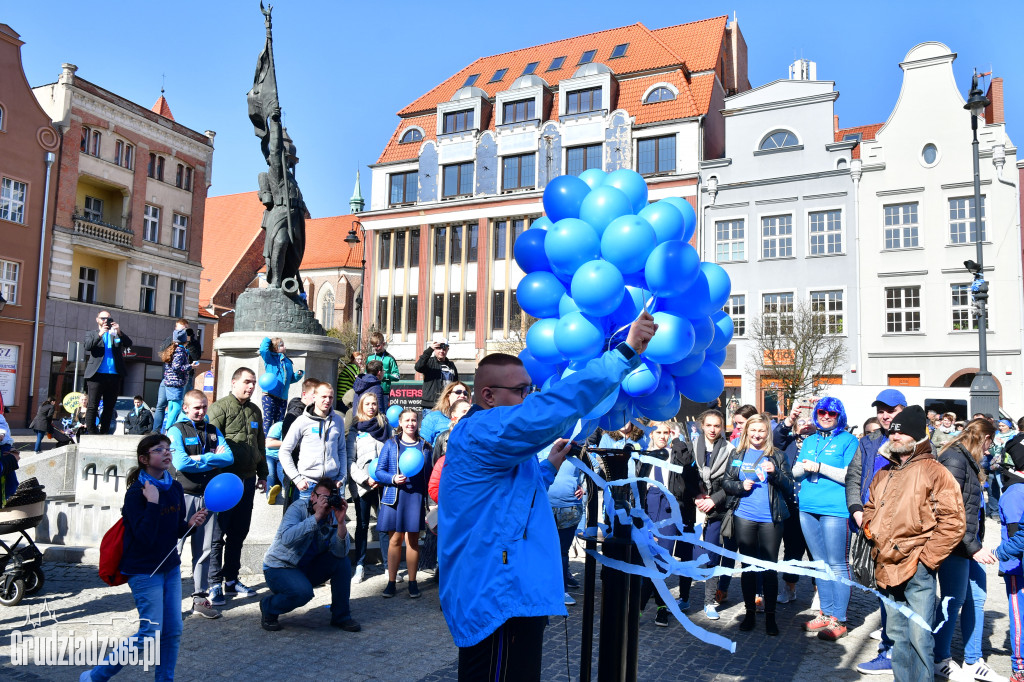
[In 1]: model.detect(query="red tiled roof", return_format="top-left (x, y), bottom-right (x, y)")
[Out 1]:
top-left (151, 95), bottom-right (174, 121)
top-left (651, 16), bottom-right (728, 73)
top-left (201, 191), bottom-right (265, 307)
top-left (835, 123), bottom-right (883, 159)
top-left (378, 113), bottom-right (437, 165)
top-left (301, 215), bottom-right (364, 270)
top-left (198, 307), bottom-right (217, 319)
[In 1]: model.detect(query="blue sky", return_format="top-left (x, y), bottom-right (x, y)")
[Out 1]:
top-left (6, 1), bottom-right (1022, 217)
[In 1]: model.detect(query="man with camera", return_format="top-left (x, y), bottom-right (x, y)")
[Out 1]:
top-left (260, 477), bottom-right (360, 632)
top-left (83, 311), bottom-right (133, 435)
top-left (415, 340), bottom-right (459, 414)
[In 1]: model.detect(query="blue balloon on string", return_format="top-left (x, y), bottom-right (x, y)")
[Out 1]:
top-left (558, 293), bottom-right (580, 317)
top-left (399, 448), bottom-right (425, 477)
top-left (543, 175), bottom-right (591, 222)
top-left (204, 473), bottom-right (244, 513)
top-left (701, 262), bottom-right (733, 312)
top-left (667, 349), bottom-right (705, 377)
top-left (530, 216), bottom-right (553, 231)
top-left (599, 397), bottom-right (635, 431)
top-left (386, 404), bottom-right (403, 428)
top-left (516, 271), bottom-right (565, 319)
top-left (644, 312), bottom-right (695, 365)
top-left (690, 315), bottom-right (715, 353)
top-left (579, 185), bottom-right (633, 236)
top-left (640, 396), bottom-right (682, 422)
top-left (554, 312), bottom-right (605, 362)
top-left (258, 372), bottom-right (281, 394)
top-left (367, 456), bottom-right (379, 482)
top-left (635, 372), bottom-right (678, 410)
top-left (705, 348), bottom-right (727, 367)
top-left (676, 361), bottom-right (725, 403)
top-left (623, 358), bottom-right (662, 398)
top-left (579, 168), bottom-right (607, 191)
top-left (638, 201), bottom-right (685, 243)
top-left (660, 197), bottom-right (697, 243)
top-left (525, 318), bottom-right (563, 364)
top-left (513, 228), bottom-right (551, 273)
top-left (571, 260), bottom-right (625, 317)
top-left (706, 310), bottom-right (734, 353)
top-left (518, 347), bottom-right (560, 385)
top-left (601, 215), bottom-right (659, 274)
top-left (585, 386), bottom-right (622, 420)
top-left (545, 218), bottom-right (600, 277)
top-left (605, 169), bottom-right (649, 214)
top-left (645, 240), bottom-right (700, 298)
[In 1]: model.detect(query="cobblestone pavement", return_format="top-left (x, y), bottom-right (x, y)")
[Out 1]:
top-left (0, 510), bottom-right (1016, 680)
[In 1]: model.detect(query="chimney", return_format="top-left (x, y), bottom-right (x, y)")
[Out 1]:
top-left (834, 115), bottom-right (840, 133)
top-left (985, 77), bottom-right (1004, 124)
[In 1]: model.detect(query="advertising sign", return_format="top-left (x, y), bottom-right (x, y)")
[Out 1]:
top-left (0, 344), bottom-right (18, 406)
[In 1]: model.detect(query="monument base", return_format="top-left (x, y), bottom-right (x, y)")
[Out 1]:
top-left (233, 287), bottom-right (325, 335)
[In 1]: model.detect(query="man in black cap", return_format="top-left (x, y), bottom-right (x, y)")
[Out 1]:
top-left (862, 405), bottom-right (966, 682)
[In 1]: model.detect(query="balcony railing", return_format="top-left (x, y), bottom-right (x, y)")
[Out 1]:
top-left (72, 213), bottom-right (134, 247)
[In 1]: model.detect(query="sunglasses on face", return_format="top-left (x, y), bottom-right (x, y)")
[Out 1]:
top-left (817, 409), bottom-right (839, 418)
top-left (452, 389), bottom-right (468, 396)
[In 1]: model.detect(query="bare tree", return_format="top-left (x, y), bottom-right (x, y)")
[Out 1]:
top-left (490, 312), bottom-right (535, 356)
top-left (746, 297), bottom-right (848, 412)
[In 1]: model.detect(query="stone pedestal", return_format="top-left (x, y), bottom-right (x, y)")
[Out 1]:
top-left (233, 287), bottom-right (325, 336)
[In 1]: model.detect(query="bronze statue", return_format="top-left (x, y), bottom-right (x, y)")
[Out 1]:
top-left (247, 3), bottom-right (307, 297)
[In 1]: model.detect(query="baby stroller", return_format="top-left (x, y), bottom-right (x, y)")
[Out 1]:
top-left (0, 478), bottom-right (46, 606)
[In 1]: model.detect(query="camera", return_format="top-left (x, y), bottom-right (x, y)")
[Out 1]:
top-left (325, 491), bottom-right (346, 510)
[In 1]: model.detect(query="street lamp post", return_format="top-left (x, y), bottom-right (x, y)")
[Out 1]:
top-left (344, 221), bottom-right (366, 353)
top-left (964, 71), bottom-right (1000, 417)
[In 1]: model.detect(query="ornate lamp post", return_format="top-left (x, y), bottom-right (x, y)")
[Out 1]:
top-left (344, 220), bottom-right (366, 352)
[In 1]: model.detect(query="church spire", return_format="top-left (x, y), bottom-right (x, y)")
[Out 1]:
top-left (349, 169), bottom-right (364, 214)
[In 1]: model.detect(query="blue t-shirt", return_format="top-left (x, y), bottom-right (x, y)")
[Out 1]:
top-left (735, 448), bottom-right (773, 523)
top-left (999, 483), bottom-right (1024, 576)
top-left (796, 430), bottom-right (858, 517)
top-left (99, 332), bottom-right (117, 374)
top-left (265, 421), bottom-right (283, 460)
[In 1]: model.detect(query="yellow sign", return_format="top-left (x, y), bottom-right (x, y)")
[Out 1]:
top-left (763, 349), bottom-right (794, 365)
top-left (62, 391), bottom-right (85, 413)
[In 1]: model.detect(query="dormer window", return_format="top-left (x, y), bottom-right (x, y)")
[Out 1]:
top-left (610, 43), bottom-right (629, 59)
top-left (522, 62), bottom-right (539, 75)
top-left (503, 99), bottom-right (536, 124)
top-left (578, 50), bottom-right (597, 65)
top-left (443, 109), bottom-right (475, 134)
top-left (566, 87), bottom-right (602, 115)
top-left (547, 56), bottom-right (566, 71)
top-left (462, 74), bottom-right (479, 87)
top-left (759, 130), bottom-right (799, 151)
top-left (400, 128), bottom-right (423, 144)
top-left (644, 87), bottom-right (676, 103)
top-left (489, 68), bottom-right (508, 83)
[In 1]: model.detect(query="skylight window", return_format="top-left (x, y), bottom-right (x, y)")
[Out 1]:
top-left (548, 56), bottom-right (566, 71)
top-left (462, 74), bottom-right (479, 87)
top-left (578, 49), bottom-right (597, 65)
top-left (610, 43), bottom-right (629, 59)
top-left (522, 62), bottom-right (539, 75)
top-left (843, 133), bottom-right (863, 143)
top-left (489, 68), bottom-right (508, 83)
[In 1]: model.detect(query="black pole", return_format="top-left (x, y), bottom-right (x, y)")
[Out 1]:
top-left (579, 475), bottom-right (599, 682)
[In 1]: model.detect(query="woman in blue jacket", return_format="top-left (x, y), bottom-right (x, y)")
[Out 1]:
top-left (791, 396), bottom-right (859, 642)
top-left (259, 336), bottom-right (304, 433)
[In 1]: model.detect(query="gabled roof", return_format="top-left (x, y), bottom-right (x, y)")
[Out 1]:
top-left (151, 94), bottom-right (174, 121)
top-left (301, 215), bottom-right (364, 270)
top-left (835, 123), bottom-right (883, 159)
top-left (201, 191), bottom-right (266, 308)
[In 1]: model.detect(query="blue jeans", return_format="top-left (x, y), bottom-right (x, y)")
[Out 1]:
top-left (152, 382), bottom-right (168, 434)
top-left (1005, 574), bottom-right (1024, 672)
top-left (34, 430), bottom-right (44, 451)
top-left (934, 554), bottom-right (969, 661)
top-left (88, 567), bottom-right (183, 682)
top-left (882, 561), bottom-right (936, 682)
top-left (799, 511), bottom-right (852, 621)
top-left (265, 458), bottom-right (285, 496)
top-left (964, 559), bottom-right (986, 664)
top-left (263, 553), bottom-right (352, 622)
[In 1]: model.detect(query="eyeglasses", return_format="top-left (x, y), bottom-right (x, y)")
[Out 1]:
top-left (148, 446), bottom-right (170, 455)
top-left (490, 384), bottom-right (536, 398)
top-left (452, 389), bottom-right (469, 396)
top-left (817, 410), bottom-right (839, 418)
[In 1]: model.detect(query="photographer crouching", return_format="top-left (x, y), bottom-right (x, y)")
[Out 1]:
top-left (259, 478), bottom-right (361, 633)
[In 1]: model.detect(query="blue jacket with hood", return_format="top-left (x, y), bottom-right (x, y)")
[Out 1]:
top-left (259, 337), bottom-right (303, 400)
top-left (438, 343), bottom-right (640, 648)
top-left (793, 396), bottom-right (858, 517)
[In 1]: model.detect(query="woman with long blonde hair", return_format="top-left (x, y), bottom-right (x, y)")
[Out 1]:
top-left (421, 381), bottom-right (471, 446)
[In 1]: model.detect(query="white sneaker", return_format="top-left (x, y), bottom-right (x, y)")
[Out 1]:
top-left (963, 660), bottom-right (1009, 682)
top-left (352, 565), bottom-right (365, 583)
top-left (869, 627), bottom-right (882, 641)
top-left (777, 583), bottom-right (797, 604)
top-left (564, 592), bottom-right (576, 606)
top-left (935, 658), bottom-right (967, 681)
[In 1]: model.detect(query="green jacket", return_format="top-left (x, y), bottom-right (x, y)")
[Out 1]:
top-left (366, 352), bottom-right (400, 395)
top-left (207, 395), bottom-right (267, 480)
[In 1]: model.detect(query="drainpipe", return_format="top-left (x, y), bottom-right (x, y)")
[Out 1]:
top-left (850, 158), bottom-right (863, 386)
top-left (27, 151), bottom-right (56, 425)
top-left (991, 144), bottom-right (1023, 384)
top-left (695, 114), bottom-right (705, 259)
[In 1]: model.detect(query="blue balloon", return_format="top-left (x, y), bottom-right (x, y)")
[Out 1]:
top-left (585, 386), bottom-right (621, 420)
top-left (635, 372), bottom-right (678, 410)
top-left (554, 312), bottom-right (605, 361)
top-left (542, 374), bottom-right (559, 392)
top-left (545, 218), bottom-right (600, 277)
top-left (676, 262), bottom-right (732, 318)
top-left (543, 175), bottom-right (591, 222)
top-left (705, 348), bottom-right (727, 367)
top-left (676, 361), bottom-right (725, 403)
top-left (367, 456), bottom-right (379, 482)
top-left (667, 349), bottom-right (705, 377)
top-left (622, 271), bottom-right (649, 289)
top-left (516, 271), bottom-right (565, 319)
top-left (623, 358), bottom-right (662, 398)
top-left (599, 396), bottom-right (636, 431)
top-left (701, 262), bottom-right (733, 312)
top-left (558, 293), bottom-right (580, 317)
top-left (660, 197), bottom-right (697, 243)
top-left (258, 372), bottom-right (281, 393)
top-left (579, 185), bottom-right (633, 236)
top-left (640, 396), bottom-right (682, 422)
top-left (386, 404), bottom-right (403, 428)
top-left (691, 316), bottom-right (715, 353)
top-left (525, 318), bottom-right (563, 364)
top-left (600, 215), bottom-right (659, 274)
top-left (707, 310), bottom-right (734, 353)
top-left (518, 347), bottom-right (560, 385)
top-left (399, 448), bottom-right (425, 477)
top-left (571, 260), bottom-right (625, 318)
top-left (204, 473), bottom-right (244, 512)
top-left (513, 228), bottom-right (551, 273)
top-left (579, 168), bottom-right (607, 191)
top-left (638, 201), bottom-right (685, 243)
top-left (645, 240), bottom-right (700, 298)
top-left (530, 216), bottom-right (553, 231)
top-left (645, 312), bottom-right (695, 365)
top-left (605, 169), bottom-right (649, 214)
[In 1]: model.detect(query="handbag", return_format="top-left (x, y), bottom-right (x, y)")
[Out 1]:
top-left (849, 529), bottom-right (876, 588)
top-left (98, 518), bottom-right (128, 587)
top-left (720, 508), bottom-right (735, 540)
top-left (426, 506), bottom-right (438, 535)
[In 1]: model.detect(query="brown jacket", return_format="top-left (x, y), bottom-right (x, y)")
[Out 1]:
top-left (863, 439), bottom-right (965, 588)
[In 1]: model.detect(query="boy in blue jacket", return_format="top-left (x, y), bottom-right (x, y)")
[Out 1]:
top-left (995, 439), bottom-right (1024, 681)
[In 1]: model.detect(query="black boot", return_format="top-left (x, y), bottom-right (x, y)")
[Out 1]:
top-left (765, 612), bottom-right (779, 636)
top-left (739, 609), bottom-right (756, 631)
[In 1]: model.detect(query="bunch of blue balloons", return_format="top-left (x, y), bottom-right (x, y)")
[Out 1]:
top-left (514, 168), bottom-right (733, 430)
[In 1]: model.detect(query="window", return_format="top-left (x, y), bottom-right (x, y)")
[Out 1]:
top-left (172, 214), bottom-right (188, 250)
top-left (83, 196), bottom-right (104, 223)
top-left (434, 227), bottom-right (447, 265)
top-left (391, 296), bottom-right (403, 334)
top-left (442, 162), bottom-right (474, 198)
top-left (578, 49), bottom-right (597, 65)
top-left (759, 130), bottom-right (798, 150)
top-left (389, 171), bottom-right (418, 205)
top-left (0, 106), bottom-right (4, 131)
top-left (462, 74), bottom-right (479, 87)
top-left (443, 109), bottom-right (474, 134)
top-left (809, 210), bottom-right (842, 255)
top-left (169, 279), bottom-right (185, 318)
top-left (723, 295), bottom-right (745, 337)
top-left (91, 131), bottom-right (101, 157)
top-left (81, 128), bottom-right (101, 156)
top-left (548, 56), bottom-right (566, 71)
top-left (0, 178), bottom-right (27, 224)
top-left (448, 293), bottom-right (460, 333)
top-left (644, 87), bottom-right (675, 103)
top-left (320, 289), bottom-right (335, 329)
top-left (637, 135), bottom-right (675, 175)
top-left (761, 215), bottom-right (793, 259)
top-left (379, 232), bottom-right (392, 269)
top-left (465, 291), bottom-right (477, 332)
top-left (407, 294), bottom-right (418, 332)
top-left (140, 273), bottom-right (157, 313)
top-left (510, 288), bottom-right (522, 325)
top-left (762, 293), bottom-right (794, 336)
top-left (502, 154), bottom-right (536, 191)
top-left (522, 62), bottom-right (539, 75)
top-left (432, 294), bottom-right (444, 333)
top-left (78, 267), bottom-right (98, 303)
top-left (450, 225), bottom-right (463, 265)
top-left (114, 140), bottom-right (134, 169)
top-left (0, 260), bottom-right (19, 305)
top-left (492, 290), bottom-right (505, 332)
top-left (951, 284), bottom-right (979, 331)
top-left (503, 99), bottom-right (536, 124)
top-left (493, 221), bottom-right (508, 260)
top-left (513, 218), bottom-right (526, 244)
top-left (885, 286), bottom-right (922, 333)
top-left (176, 164), bottom-right (184, 188)
top-left (81, 127), bottom-right (90, 153)
top-left (566, 87), bottom-right (602, 115)
top-left (394, 231), bottom-right (406, 269)
top-left (922, 143), bottom-right (938, 166)
top-left (715, 219), bottom-right (745, 262)
top-left (148, 153), bottom-right (156, 178)
top-left (949, 196), bottom-right (986, 244)
top-left (410, 229), bottom-right (420, 267)
top-left (610, 43), bottom-right (629, 59)
top-left (156, 156), bottom-right (164, 181)
top-left (884, 203), bottom-right (919, 249)
top-left (567, 144), bottom-right (602, 177)
top-left (400, 129), bottom-right (423, 144)
top-left (489, 68), bottom-right (508, 83)
top-left (377, 297), bottom-right (388, 331)
top-left (467, 223), bottom-right (478, 262)
top-left (143, 205), bottom-right (160, 242)
top-left (810, 290), bottom-right (844, 334)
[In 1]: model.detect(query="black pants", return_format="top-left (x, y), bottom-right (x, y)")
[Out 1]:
top-left (734, 516), bottom-right (783, 613)
top-left (84, 372), bottom-right (120, 434)
top-left (458, 616), bottom-right (546, 681)
top-left (353, 488), bottom-right (379, 567)
top-left (780, 509), bottom-right (807, 584)
top-left (211, 475), bottom-right (257, 584)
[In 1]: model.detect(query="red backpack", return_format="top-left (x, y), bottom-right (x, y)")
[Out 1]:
top-left (98, 518), bottom-right (127, 586)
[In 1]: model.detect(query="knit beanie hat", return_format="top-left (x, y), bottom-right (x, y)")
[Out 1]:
top-left (1003, 434), bottom-right (1024, 488)
top-left (174, 328), bottom-right (188, 344)
top-left (888, 405), bottom-right (927, 442)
